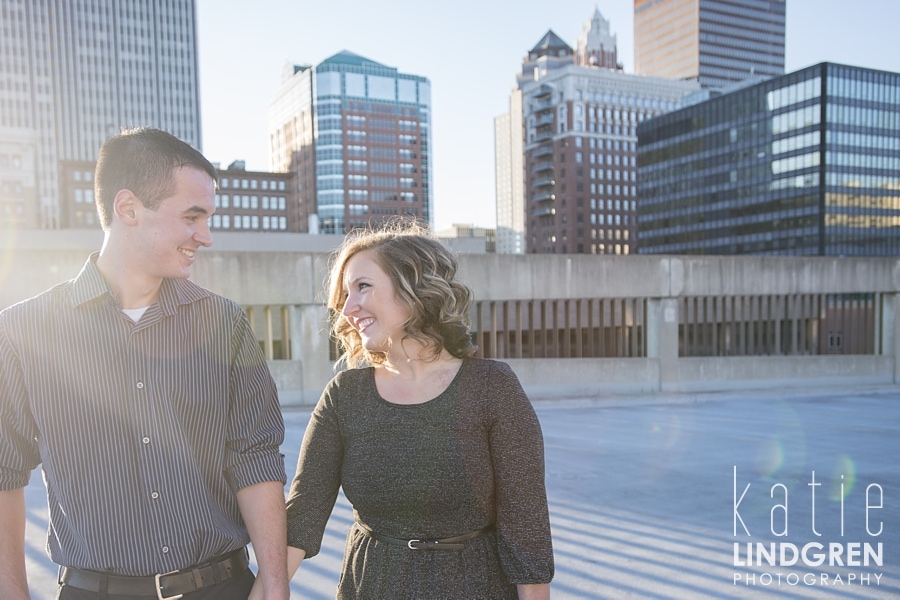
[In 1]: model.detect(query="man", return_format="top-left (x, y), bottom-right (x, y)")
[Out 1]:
top-left (0, 128), bottom-right (289, 599)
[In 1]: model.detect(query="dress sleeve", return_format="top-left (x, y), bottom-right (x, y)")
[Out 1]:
top-left (0, 319), bottom-right (40, 490)
top-left (487, 361), bottom-right (555, 584)
top-left (285, 376), bottom-right (344, 558)
top-left (223, 308), bottom-right (286, 491)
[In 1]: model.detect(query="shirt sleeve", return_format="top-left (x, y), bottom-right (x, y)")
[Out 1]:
top-left (285, 375), bottom-right (344, 558)
top-left (486, 361), bottom-right (555, 584)
top-left (223, 308), bottom-right (286, 491)
top-left (0, 318), bottom-right (40, 490)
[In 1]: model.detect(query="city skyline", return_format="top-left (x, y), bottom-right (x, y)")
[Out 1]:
top-left (196, 0), bottom-right (900, 231)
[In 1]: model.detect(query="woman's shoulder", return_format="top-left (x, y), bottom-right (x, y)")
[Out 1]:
top-left (328, 366), bottom-right (374, 387)
top-left (458, 358), bottom-right (524, 397)
top-left (322, 366), bottom-right (375, 398)
top-left (462, 357), bottom-right (516, 379)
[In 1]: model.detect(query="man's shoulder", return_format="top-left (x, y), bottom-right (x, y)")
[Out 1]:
top-left (0, 279), bottom-right (74, 322)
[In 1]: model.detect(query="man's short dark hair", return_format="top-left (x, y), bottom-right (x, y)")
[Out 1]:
top-left (94, 127), bottom-right (218, 230)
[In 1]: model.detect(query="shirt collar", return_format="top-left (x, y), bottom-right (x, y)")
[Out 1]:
top-left (71, 253), bottom-right (212, 311)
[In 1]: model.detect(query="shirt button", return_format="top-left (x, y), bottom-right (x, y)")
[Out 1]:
top-left (151, 491), bottom-right (159, 499)
top-left (142, 437), bottom-right (150, 444)
top-left (162, 546), bottom-right (169, 554)
top-left (136, 382), bottom-right (144, 389)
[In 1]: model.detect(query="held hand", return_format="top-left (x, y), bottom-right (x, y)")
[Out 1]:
top-left (248, 574), bottom-right (290, 600)
top-left (517, 583), bottom-right (550, 599)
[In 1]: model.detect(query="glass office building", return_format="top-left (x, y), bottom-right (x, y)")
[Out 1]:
top-left (637, 63), bottom-right (900, 256)
top-left (269, 52), bottom-right (432, 234)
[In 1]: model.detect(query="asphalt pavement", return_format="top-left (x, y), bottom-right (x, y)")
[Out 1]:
top-left (22, 385), bottom-right (900, 599)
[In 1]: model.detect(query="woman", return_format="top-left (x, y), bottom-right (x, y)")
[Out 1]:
top-left (285, 223), bottom-right (554, 599)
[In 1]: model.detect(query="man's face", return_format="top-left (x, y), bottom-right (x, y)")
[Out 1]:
top-left (133, 166), bottom-right (215, 280)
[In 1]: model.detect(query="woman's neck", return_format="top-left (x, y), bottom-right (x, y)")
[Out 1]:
top-left (376, 350), bottom-right (464, 404)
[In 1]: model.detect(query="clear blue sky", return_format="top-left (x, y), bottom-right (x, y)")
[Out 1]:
top-left (196, 0), bottom-right (900, 231)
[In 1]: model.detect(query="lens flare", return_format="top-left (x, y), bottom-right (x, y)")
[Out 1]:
top-left (829, 455), bottom-right (856, 501)
top-left (755, 437), bottom-right (784, 477)
top-left (649, 411), bottom-right (681, 450)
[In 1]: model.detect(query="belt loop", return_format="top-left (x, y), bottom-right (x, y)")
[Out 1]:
top-left (212, 561), bottom-right (224, 584)
top-left (98, 573), bottom-right (108, 600)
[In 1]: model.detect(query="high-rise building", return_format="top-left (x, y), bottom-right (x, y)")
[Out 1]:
top-left (269, 52), bottom-right (432, 234)
top-left (0, 0), bottom-right (202, 229)
top-left (637, 63), bottom-right (900, 256)
top-left (494, 99), bottom-right (525, 254)
top-left (495, 10), bottom-right (697, 255)
top-left (634, 0), bottom-right (786, 89)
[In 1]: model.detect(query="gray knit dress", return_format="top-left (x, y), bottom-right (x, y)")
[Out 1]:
top-left (286, 358), bottom-right (554, 599)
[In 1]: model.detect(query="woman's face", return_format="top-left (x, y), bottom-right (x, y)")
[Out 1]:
top-left (340, 248), bottom-right (411, 354)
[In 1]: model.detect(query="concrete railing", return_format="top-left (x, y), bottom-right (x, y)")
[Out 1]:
top-left (3, 234), bottom-right (899, 404)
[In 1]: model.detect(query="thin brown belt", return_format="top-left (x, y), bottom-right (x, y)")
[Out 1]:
top-left (356, 521), bottom-right (493, 550)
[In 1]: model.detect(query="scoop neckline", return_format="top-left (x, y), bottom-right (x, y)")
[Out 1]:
top-left (371, 358), bottom-right (468, 407)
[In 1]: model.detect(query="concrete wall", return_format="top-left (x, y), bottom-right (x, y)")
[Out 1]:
top-left (3, 233), bottom-right (899, 403)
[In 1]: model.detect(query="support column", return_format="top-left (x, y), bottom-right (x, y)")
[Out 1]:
top-left (647, 297), bottom-right (680, 392)
top-left (286, 304), bottom-right (333, 405)
top-left (881, 293), bottom-right (898, 383)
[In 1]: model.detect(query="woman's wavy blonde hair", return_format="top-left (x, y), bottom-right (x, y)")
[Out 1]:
top-left (326, 221), bottom-right (477, 368)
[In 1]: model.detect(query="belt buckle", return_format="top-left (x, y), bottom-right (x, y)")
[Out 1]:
top-left (154, 572), bottom-right (183, 600)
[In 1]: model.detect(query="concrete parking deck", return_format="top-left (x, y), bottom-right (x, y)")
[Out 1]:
top-left (22, 385), bottom-right (900, 599)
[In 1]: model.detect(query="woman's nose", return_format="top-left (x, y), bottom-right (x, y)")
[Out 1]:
top-left (341, 294), bottom-right (358, 317)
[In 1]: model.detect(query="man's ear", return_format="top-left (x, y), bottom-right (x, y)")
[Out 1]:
top-left (113, 189), bottom-right (139, 225)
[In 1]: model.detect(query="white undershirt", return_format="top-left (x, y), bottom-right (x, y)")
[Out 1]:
top-left (121, 306), bottom-right (150, 322)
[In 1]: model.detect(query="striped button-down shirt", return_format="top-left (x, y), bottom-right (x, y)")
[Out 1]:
top-left (0, 255), bottom-right (286, 575)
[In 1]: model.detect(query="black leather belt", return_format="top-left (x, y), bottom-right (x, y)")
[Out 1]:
top-left (357, 521), bottom-right (493, 551)
top-left (58, 547), bottom-right (249, 600)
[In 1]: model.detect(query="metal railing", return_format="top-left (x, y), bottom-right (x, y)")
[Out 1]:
top-left (472, 298), bottom-right (647, 359)
top-left (678, 293), bottom-right (881, 357)
top-left (469, 292), bottom-right (883, 360)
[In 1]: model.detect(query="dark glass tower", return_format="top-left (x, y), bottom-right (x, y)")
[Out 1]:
top-left (637, 63), bottom-right (900, 256)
